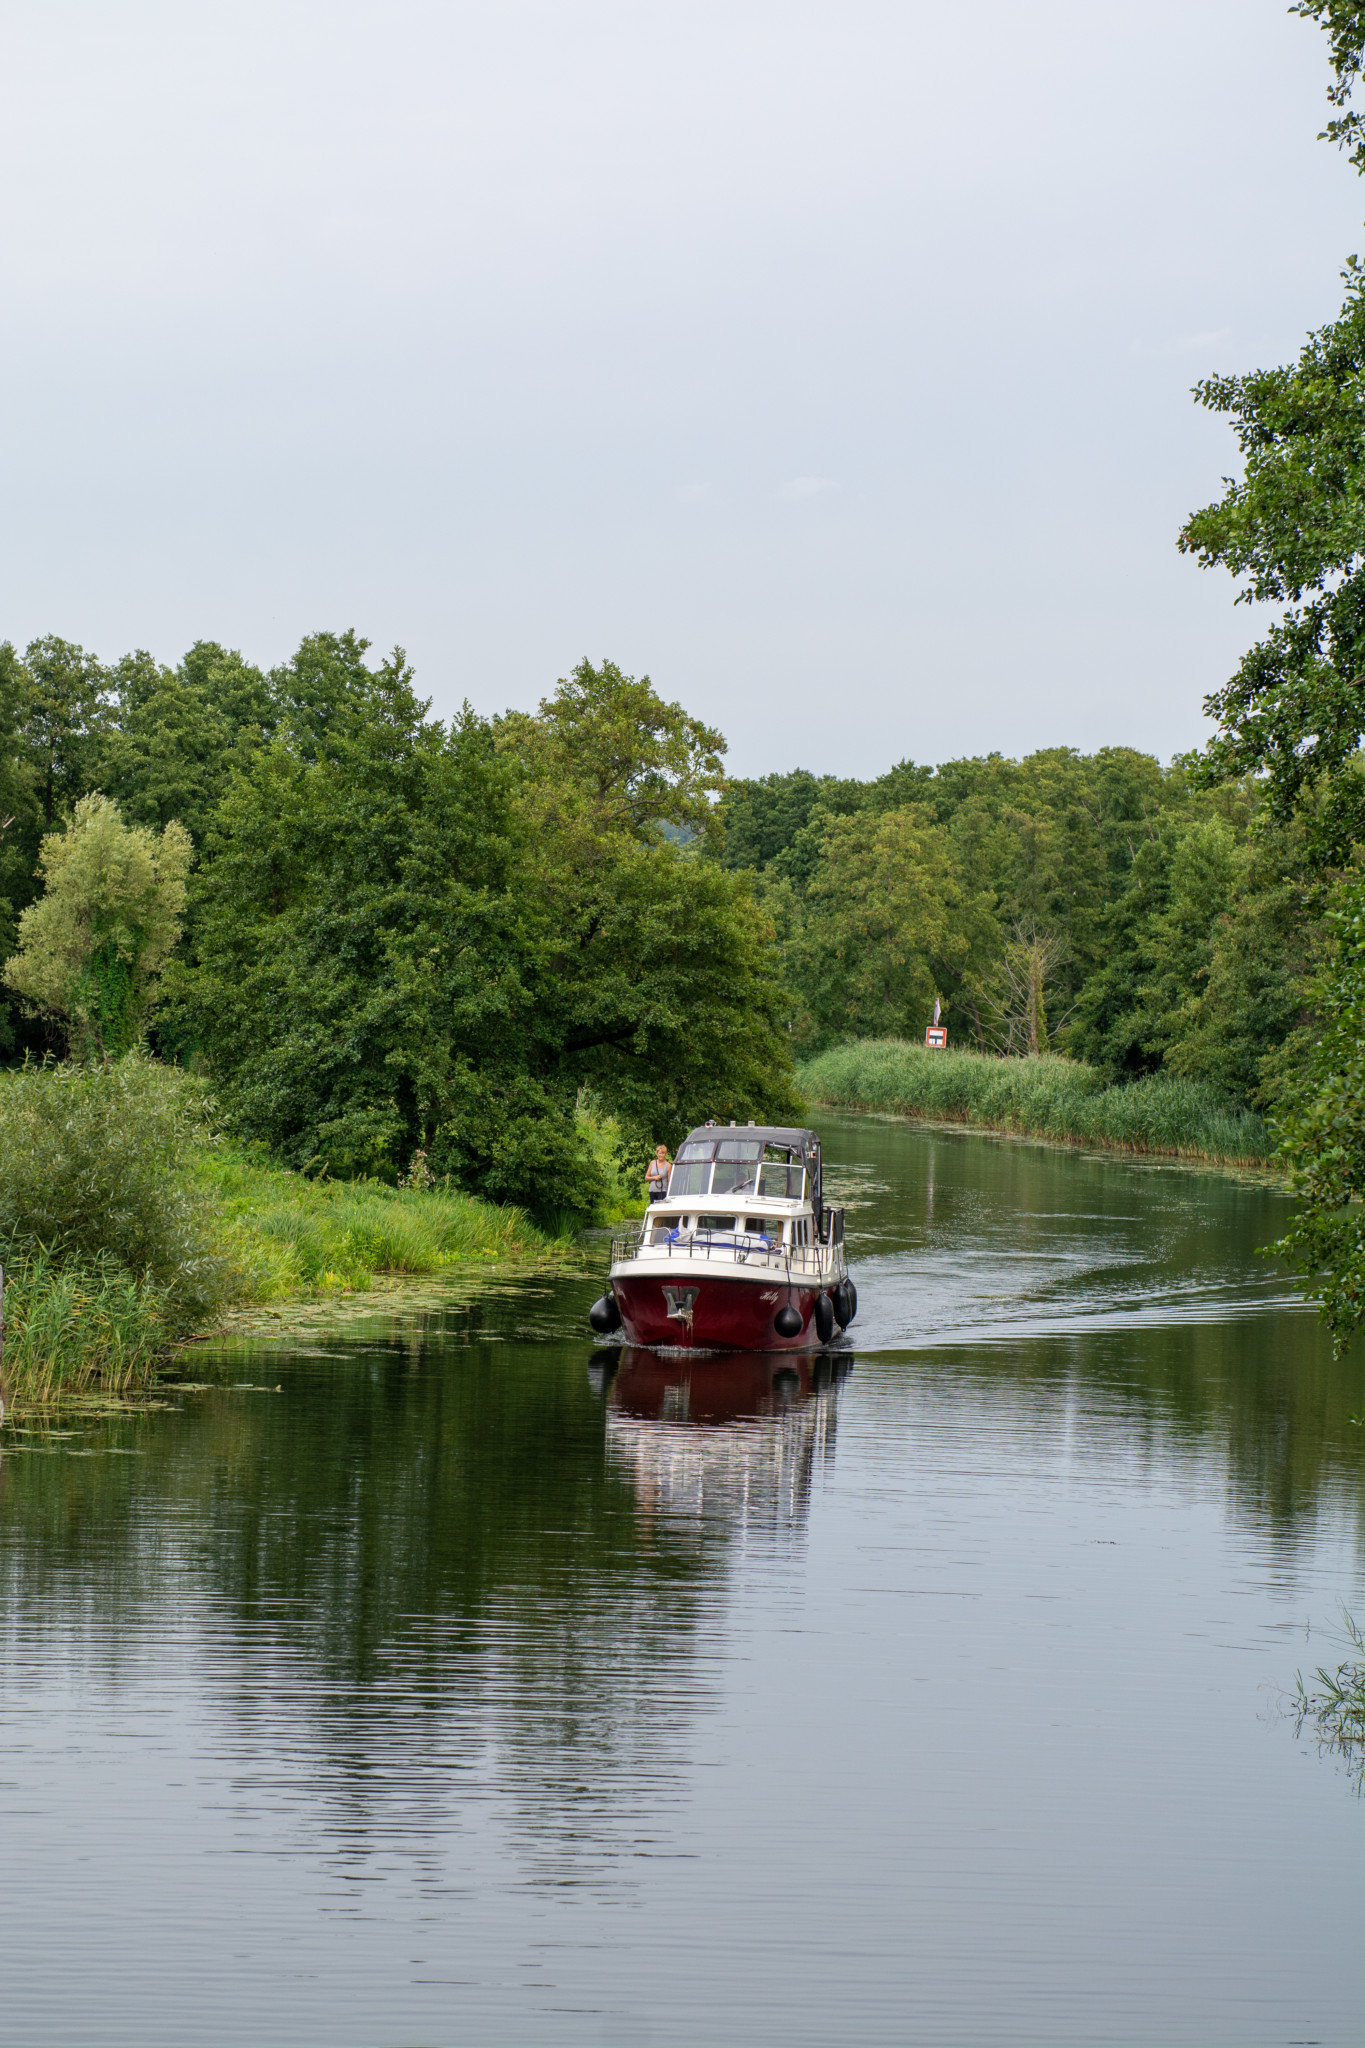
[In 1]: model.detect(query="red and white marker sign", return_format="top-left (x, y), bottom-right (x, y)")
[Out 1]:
top-left (925, 1025), bottom-right (947, 1049)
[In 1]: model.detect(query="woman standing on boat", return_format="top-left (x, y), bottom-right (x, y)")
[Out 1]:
top-left (645, 1144), bottom-right (672, 1202)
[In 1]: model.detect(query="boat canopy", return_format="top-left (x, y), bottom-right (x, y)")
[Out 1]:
top-left (677, 1124), bottom-right (819, 1158)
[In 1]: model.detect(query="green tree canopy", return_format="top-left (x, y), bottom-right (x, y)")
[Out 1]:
top-left (171, 651), bottom-right (798, 1211)
top-left (1179, 268), bottom-right (1365, 860)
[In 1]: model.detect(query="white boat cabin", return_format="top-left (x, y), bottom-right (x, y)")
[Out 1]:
top-left (617, 1122), bottom-right (846, 1280)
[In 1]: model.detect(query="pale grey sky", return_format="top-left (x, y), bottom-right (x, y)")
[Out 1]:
top-left (3, 0), bottom-right (1362, 776)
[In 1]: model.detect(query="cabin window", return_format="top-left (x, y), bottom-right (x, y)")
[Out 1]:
top-left (744, 1217), bottom-right (783, 1239)
top-left (696, 1214), bottom-right (736, 1233)
top-left (757, 1164), bottom-right (805, 1201)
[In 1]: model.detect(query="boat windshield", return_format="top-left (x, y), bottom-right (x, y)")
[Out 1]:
top-left (668, 1161), bottom-right (709, 1197)
top-left (666, 1135), bottom-right (812, 1203)
top-left (711, 1139), bottom-right (762, 1196)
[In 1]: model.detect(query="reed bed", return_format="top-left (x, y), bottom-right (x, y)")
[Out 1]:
top-left (1, 1250), bottom-right (174, 1404)
top-left (798, 1039), bottom-right (1272, 1166)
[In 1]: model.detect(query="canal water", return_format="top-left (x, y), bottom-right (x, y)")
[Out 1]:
top-left (0, 1114), bottom-right (1361, 2047)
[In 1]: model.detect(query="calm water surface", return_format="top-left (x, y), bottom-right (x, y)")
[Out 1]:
top-left (1, 1115), bottom-right (1362, 2047)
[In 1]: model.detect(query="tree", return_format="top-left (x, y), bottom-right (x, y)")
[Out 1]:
top-left (3, 795), bottom-right (192, 1057)
top-left (716, 767), bottom-right (875, 875)
top-left (788, 805), bottom-right (996, 1050)
top-left (1272, 876), bottom-right (1365, 1349)
top-left (497, 657), bottom-right (727, 841)
top-left (1177, 2), bottom-right (1365, 1336)
top-left (982, 919), bottom-right (1070, 1056)
top-left (17, 635), bottom-right (109, 832)
top-left (99, 650), bottom-right (237, 842)
top-left (1161, 816), bottom-right (1324, 1105)
top-left (173, 644), bottom-right (799, 1212)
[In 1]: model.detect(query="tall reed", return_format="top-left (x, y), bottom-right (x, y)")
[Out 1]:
top-left (798, 1039), bottom-right (1271, 1165)
top-left (0, 1250), bottom-right (173, 1405)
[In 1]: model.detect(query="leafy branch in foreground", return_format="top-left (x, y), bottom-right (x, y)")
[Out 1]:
top-left (1270, 881), bottom-right (1365, 1348)
top-left (1292, 2), bottom-right (1365, 172)
top-left (1178, 263), bottom-right (1365, 867)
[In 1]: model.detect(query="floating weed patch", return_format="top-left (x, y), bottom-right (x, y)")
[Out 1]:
top-left (798, 1040), bottom-right (1272, 1167)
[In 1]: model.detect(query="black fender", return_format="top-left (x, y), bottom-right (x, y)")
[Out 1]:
top-left (588, 1292), bottom-right (621, 1335)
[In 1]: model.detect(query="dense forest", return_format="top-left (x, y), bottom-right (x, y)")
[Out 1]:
top-left (0, 634), bottom-right (800, 1216)
top-left (715, 749), bottom-right (1323, 1107)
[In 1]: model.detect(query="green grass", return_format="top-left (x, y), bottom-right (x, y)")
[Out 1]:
top-left (798, 1038), bottom-right (1272, 1166)
top-left (197, 1145), bottom-right (560, 1300)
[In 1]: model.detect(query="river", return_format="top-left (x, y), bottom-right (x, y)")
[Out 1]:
top-left (0, 1113), bottom-right (1361, 2046)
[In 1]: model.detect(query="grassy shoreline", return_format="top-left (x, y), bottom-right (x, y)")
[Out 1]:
top-left (798, 1039), bottom-right (1273, 1167)
top-left (1, 1145), bottom-right (574, 1413)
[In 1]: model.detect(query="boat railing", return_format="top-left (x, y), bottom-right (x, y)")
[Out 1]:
top-left (610, 1227), bottom-right (836, 1281)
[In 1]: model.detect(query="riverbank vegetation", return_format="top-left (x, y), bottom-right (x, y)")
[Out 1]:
top-left (716, 750), bottom-right (1322, 1106)
top-left (0, 629), bottom-right (1340, 1395)
top-left (12, 2), bottom-right (1365, 1359)
top-left (201, 1144), bottom-right (558, 1300)
top-left (797, 1042), bottom-right (1271, 1166)
top-left (0, 1057), bottom-right (565, 1407)
top-left (0, 642), bottom-right (800, 1210)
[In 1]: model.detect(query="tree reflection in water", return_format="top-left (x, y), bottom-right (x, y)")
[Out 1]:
top-left (0, 1324), bottom-right (794, 1889)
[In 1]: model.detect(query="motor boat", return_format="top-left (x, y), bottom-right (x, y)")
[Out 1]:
top-left (588, 1121), bottom-right (857, 1350)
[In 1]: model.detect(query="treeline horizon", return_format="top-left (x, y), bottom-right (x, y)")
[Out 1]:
top-left (0, 628), bottom-right (1324, 1157)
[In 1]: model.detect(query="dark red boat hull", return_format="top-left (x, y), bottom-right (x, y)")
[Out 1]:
top-left (610, 1271), bottom-right (823, 1351)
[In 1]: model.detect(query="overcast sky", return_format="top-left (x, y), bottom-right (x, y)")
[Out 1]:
top-left (3, 1), bottom-right (1363, 777)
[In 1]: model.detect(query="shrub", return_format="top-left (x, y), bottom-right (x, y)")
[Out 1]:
top-left (0, 1053), bottom-right (229, 1316)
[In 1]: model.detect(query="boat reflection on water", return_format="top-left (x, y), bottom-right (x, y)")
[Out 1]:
top-left (592, 1345), bottom-right (852, 1546)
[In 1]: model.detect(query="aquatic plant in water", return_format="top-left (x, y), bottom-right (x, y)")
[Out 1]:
top-left (1290, 1614), bottom-right (1365, 1788)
